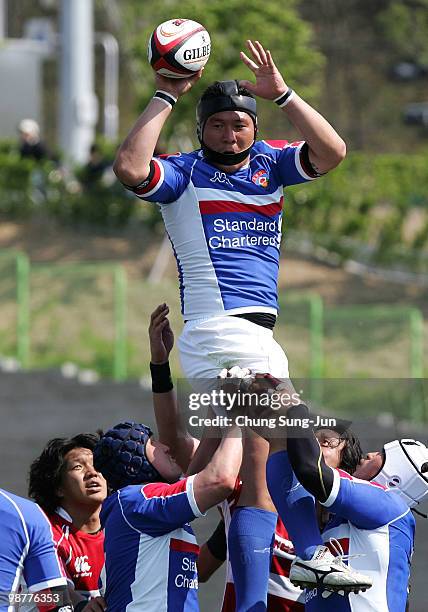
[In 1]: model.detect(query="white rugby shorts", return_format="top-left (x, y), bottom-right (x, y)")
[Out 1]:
top-left (178, 314), bottom-right (289, 381)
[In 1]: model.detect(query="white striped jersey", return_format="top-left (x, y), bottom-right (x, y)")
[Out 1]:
top-left (305, 469), bottom-right (415, 612)
top-left (0, 489), bottom-right (67, 611)
top-left (128, 141), bottom-right (317, 319)
top-left (100, 476), bottom-right (203, 611)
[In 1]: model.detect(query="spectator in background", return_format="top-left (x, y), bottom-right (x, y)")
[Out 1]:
top-left (18, 119), bottom-right (50, 162)
top-left (28, 434), bottom-right (107, 612)
top-left (80, 144), bottom-right (112, 189)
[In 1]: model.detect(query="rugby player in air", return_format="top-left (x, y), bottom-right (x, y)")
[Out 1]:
top-left (113, 39), bottom-right (346, 610)
top-left (111, 305), bottom-right (363, 611)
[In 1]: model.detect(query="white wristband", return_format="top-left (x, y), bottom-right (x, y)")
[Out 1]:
top-left (274, 88), bottom-right (295, 108)
top-left (153, 90), bottom-right (178, 109)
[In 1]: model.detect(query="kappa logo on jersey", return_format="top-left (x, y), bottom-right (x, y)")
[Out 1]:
top-left (252, 169), bottom-right (269, 187)
top-left (210, 171), bottom-right (233, 187)
top-left (74, 555), bottom-right (92, 576)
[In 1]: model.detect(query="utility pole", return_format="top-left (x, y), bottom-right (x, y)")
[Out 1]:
top-left (59, 0), bottom-right (98, 164)
top-left (0, 0), bottom-right (6, 40)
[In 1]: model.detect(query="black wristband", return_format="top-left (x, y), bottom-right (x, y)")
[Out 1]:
top-left (74, 602), bottom-right (87, 612)
top-left (273, 87), bottom-right (295, 108)
top-left (150, 361), bottom-right (173, 393)
top-left (153, 90), bottom-right (177, 109)
top-left (206, 519), bottom-right (227, 562)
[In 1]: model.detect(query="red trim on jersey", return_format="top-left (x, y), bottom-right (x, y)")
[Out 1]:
top-left (141, 478), bottom-right (187, 499)
top-left (157, 152), bottom-right (181, 159)
top-left (133, 159), bottom-right (162, 195)
top-left (221, 583), bottom-right (236, 612)
top-left (263, 140), bottom-right (289, 149)
top-left (267, 593), bottom-right (304, 611)
top-left (370, 480), bottom-right (388, 490)
top-left (170, 538), bottom-right (200, 555)
top-left (298, 146), bottom-right (319, 179)
top-left (271, 553), bottom-right (292, 577)
top-left (221, 581), bottom-right (303, 611)
top-left (36, 588), bottom-right (64, 612)
top-left (336, 469), bottom-right (388, 490)
top-left (275, 517), bottom-right (291, 541)
top-left (199, 198), bottom-right (283, 217)
top-left (336, 469), bottom-right (354, 480)
top-left (326, 537), bottom-right (349, 556)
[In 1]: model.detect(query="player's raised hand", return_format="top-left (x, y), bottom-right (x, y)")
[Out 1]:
top-left (149, 303), bottom-right (174, 364)
top-left (155, 68), bottom-right (204, 99)
top-left (239, 40), bottom-right (288, 100)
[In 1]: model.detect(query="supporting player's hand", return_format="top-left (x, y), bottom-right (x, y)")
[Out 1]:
top-left (80, 596), bottom-right (107, 612)
top-left (239, 40), bottom-right (288, 100)
top-left (149, 303), bottom-right (174, 364)
top-left (155, 68), bottom-right (204, 99)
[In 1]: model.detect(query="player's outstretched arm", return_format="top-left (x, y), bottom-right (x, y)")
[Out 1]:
top-left (149, 303), bottom-right (198, 472)
top-left (192, 425), bottom-right (243, 514)
top-left (113, 71), bottom-right (203, 187)
top-left (240, 40), bottom-right (346, 174)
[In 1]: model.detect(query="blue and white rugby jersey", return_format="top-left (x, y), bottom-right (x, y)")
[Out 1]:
top-left (305, 470), bottom-right (415, 612)
top-left (0, 489), bottom-right (66, 609)
top-left (100, 476), bottom-right (203, 612)
top-left (130, 141), bottom-right (317, 319)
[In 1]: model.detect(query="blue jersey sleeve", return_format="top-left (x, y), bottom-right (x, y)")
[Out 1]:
top-left (322, 469), bottom-right (411, 530)
top-left (119, 476), bottom-right (205, 536)
top-left (22, 502), bottom-right (66, 592)
top-left (263, 140), bottom-right (320, 187)
top-left (127, 154), bottom-right (192, 204)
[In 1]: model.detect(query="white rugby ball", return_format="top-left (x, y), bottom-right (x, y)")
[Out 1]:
top-left (148, 19), bottom-right (211, 79)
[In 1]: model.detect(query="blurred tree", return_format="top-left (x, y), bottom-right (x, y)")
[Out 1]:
top-left (299, 0), bottom-right (428, 151)
top-left (117, 0), bottom-right (324, 146)
top-left (378, 0), bottom-right (428, 66)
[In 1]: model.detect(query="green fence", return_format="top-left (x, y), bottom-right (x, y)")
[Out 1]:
top-left (0, 250), bottom-right (426, 410)
top-left (0, 251), bottom-right (127, 381)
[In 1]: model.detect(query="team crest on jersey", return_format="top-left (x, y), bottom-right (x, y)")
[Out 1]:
top-left (210, 171), bottom-right (233, 187)
top-left (74, 555), bottom-right (92, 576)
top-left (252, 169), bottom-right (269, 187)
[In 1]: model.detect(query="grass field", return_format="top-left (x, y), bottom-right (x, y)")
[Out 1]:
top-left (0, 255), bottom-right (425, 371)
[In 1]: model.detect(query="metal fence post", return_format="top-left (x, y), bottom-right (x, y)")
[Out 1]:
top-left (113, 265), bottom-right (127, 381)
top-left (16, 253), bottom-right (30, 368)
top-left (409, 308), bottom-right (424, 378)
top-left (309, 295), bottom-right (324, 378)
top-left (308, 294), bottom-right (324, 405)
top-left (409, 308), bottom-right (424, 421)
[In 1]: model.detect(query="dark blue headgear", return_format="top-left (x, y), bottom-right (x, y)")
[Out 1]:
top-left (93, 421), bottom-right (163, 490)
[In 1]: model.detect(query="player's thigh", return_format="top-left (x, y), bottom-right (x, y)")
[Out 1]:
top-left (179, 316), bottom-right (289, 379)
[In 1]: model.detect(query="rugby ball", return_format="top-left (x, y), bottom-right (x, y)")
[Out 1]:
top-left (147, 19), bottom-right (211, 79)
